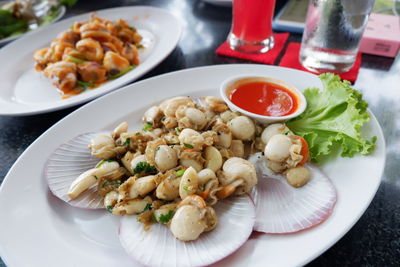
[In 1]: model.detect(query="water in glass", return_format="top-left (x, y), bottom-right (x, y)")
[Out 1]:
top-left (300, 0), bottom-right (375, 73)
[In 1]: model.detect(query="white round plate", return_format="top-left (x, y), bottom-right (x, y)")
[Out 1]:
top-left (0, 6), bottom-right (66, 46)
top-left (0, 6), bottom-right (181, 116)
top-left (0, 64), bottom-right (385, 267)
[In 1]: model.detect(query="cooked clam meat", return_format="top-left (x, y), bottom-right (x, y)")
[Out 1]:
top-left (228, 116), bottom-right (256, 141)
top-left (89, 134), bottom-right (125, 159)
top-left (170, 195), bottom-right (217, 241)
top-left (160, 96), bottom-right (194, 117)
top-left (176, 106), bottom-right (207, 130)
top-left (262, 128), bottom-right (310, 187)
top-left (154, 145), bottom-right (178, 172)
top-left (63, 95), bottom-right (312, 242)
top-left (178, 128), bottom-right (205, 150)
top-left (67, 160), bottom-right (121, 199)
top-left (179, 167), bottom-right (199, 199)
top-left (217, 157), bottom-right (257, 198)
top-left (261, 123), bottom-right (291, 144)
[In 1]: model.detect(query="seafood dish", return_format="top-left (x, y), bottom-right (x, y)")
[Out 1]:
top-left (46, 95), bottom-right (334, 264)
top-left (63, 96), bottom-right (279, 239)
top-left (33, 14), bottom-right (142, 97)
top-left (0, 0), bottom-right (64, 42)
top-left (44, 73), bottom-right (375, 266)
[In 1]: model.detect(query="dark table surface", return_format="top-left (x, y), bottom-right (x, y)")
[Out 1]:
top-left (1, 0), bottom-right (399, 266)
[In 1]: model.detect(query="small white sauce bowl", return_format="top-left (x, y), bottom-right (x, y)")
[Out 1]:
top-left (220, 76), bottom-right (307, 124)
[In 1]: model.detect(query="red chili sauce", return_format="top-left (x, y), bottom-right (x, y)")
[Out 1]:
top-left (229, 81), bottom-right (298, 117)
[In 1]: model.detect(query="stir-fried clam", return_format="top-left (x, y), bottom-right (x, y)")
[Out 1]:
top-left (66, 96), bottom-right (312, 241)
top-left (261, 123), bottom-right (311, 185)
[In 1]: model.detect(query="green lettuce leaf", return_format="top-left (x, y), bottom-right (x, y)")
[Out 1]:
top-left (286, 73), bottom-right (376, 162)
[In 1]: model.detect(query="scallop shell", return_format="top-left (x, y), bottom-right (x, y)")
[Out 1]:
top-left (249, 153), bottom-right (337, 234)
top-left (44, 132), bottom-right (105, 209)
top-left (119, 195), bottom-right (255, 267)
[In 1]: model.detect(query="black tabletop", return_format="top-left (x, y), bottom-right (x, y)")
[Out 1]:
top-left (0, 0), bottom-right (399, 266)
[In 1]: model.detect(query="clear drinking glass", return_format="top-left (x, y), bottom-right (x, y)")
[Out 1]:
top-left (299, 0), bottom-right (375, 73)
top-left (228, 0), bottom-right (276, 53)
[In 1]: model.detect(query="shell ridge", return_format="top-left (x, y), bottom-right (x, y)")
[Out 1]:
top-left (118, 196), bottom-right (255, 267)
top-left (252, 161), bottom-right (337, 234)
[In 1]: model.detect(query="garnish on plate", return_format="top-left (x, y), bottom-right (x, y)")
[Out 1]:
top-left (287, 73), bottom-right (376, 162)
top-left (133, 161), bottom-right (156, 175)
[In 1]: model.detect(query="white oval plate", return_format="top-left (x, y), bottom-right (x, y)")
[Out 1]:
top-left (0, 65), bottom-right (385, 267)
top-left (0, 6), bottom-right (181, 116)
top-left (0, 6), bottom-right (66, 46)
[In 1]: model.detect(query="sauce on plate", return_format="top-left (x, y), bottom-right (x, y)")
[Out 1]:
top-left (229, 81), bottom-right (298, 117)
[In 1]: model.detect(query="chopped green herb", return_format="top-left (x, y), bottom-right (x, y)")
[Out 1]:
top-left (108, 65), bottom-right (135, 79)
top-left (183, 185), bottom-right (189, 191)
top-left (95, 159), bottom-right (116, 168)
top-left (151, 213), bottom-right (158, 223)
top-left (69, 56), bottom-right (86, 64)
top-left (184, 143), bottom-right (194, 149)
top-left (106, 205), bottom-right (113, 212)
top-left (123, 138), bottom-right (131, 147)
top-left (136, 44), bottom-right (144, 49)
top-left (176, 169), bottom-right (185, 177)
top-left (175, 127), bottom-right (181, 133)
top-left (141, 203), bottom-right (152, 213)
top-left (76, 80), bottom-right (94, 90)
top-left (158, 210), bottom-right (175, 223)
top-left (142, 122), bottom-right (152, 132)
top-left (133, 162), bottom-right (157, 175)
top-left (283, 131), bottom-right (289, 135)
top-left (94, 175), bottom-right (99, 180)
top-left (101, 179), bottom-right (121, 188)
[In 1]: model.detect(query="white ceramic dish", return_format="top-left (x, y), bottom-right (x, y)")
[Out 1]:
top-left (220, 75), bottom-right (307, 124)
top-left (0, 6), bottom-right (181, 116)
top-left (0, 6), bottom-right (66, 46)
top-left (0, 64), bottom-right (385, 267)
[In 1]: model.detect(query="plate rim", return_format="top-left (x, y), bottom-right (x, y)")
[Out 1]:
top-left (0, 64), bottom-right (386, 267)
top-left (0, 5), bottom-right (182, 116)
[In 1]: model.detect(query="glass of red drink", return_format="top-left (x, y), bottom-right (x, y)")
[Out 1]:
top-left (228, 0), bottom-right (276, 53)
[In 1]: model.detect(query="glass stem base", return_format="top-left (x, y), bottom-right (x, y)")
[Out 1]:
top-left (299, 48), bottom-right (356, 73)
top-left (228, 33), bottom-right (274, 54)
